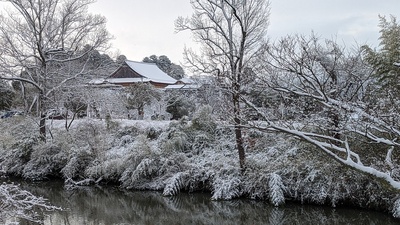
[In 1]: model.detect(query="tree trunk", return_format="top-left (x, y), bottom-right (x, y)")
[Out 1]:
top-left (38, 92), bottom-right (46, 142)
top-left (233, 91), bottom-right (245, 170)
top-left (138, 105), bottom-right (144, 120)
top-left (39, 113), bottom-right (46, 142)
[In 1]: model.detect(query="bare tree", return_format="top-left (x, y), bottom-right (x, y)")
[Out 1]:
top-left (0, 0), bottom-right (112, 141)
top-left (176, 0), bottom-right (270, 169)
top-left (247, 34), bottom-right (400, 189)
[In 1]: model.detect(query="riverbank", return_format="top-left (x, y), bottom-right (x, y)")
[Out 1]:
top-left (1, 114), bottom-right (400, 218)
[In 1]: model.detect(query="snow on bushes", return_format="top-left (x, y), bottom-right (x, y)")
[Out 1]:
top-left (268, 173), bottom-right (286, 206)
top-left (0, 116), bottom-right (399, 216)
top-left (393, 198), bottom-right (400, 218)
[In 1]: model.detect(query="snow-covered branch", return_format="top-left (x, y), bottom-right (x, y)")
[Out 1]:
top-left (0, 184), bottom-right (61, 223)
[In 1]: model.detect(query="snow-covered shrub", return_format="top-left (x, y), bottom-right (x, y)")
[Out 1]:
top-left (163, 172), bottom-right (189, 196)
top-left (191, 105), bottom-right (217, 134)
top-left (162, 119), bottom-right (190, 153)
top-left (120, 158), bottom-right (160, 189)
top-left (22, 143), bottom-right (68, 180)
top-left (392, 198), bottom-right (400, 218)
top-left (211, 176), bottom-right (242, 200)
top-left (61, 148), bottom-right (94, 179)
top-left (268, 173), bottom-right (286, 206)
top-left (0, 137), bottom-right (37, 177)
top-left (211, 167), bottom-right (242, 200)
top-left (85, 158), bottom-right (125, 182)
top-left (242, 172), bottom-right (269, 200)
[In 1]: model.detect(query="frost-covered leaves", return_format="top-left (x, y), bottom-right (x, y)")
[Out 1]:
top-left (120, 158), bottom-right (159, 189)
top-left (0, 184), bottom-right (60, 223)
top-left (23, 144), bottom-right (68, 180)
top-left (268, 173), bottom-right (285, 206)
top-left (163, 172), bottom-right (189, 196)
top-left (1, 116), bottom-right (400, 214)
top-left (392, 198), bottom-right (400, 218)
top-left (211, 167), bottom-right (242, 200)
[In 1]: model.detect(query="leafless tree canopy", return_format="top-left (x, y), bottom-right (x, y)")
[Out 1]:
top-left (0, 0), bottom-right (112, 140)
top-left (176, 0), bottom-right (270, 169)
top-left (176, 0), bottom-right (270, 78)
top-left (245, 33), bottom-right (400, 189)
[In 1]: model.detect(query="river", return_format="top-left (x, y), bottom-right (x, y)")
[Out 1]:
top-left (10, 180), bottom-right (400, 225)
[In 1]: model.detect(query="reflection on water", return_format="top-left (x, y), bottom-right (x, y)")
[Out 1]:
top-left (15, 180), bottom-right (400, 225)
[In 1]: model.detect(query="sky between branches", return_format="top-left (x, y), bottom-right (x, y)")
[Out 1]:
top-left (1, 0), bottom-right (399, 64)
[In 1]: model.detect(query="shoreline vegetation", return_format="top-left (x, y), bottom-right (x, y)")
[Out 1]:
top-left (1, 114), bottom-right (400, 220)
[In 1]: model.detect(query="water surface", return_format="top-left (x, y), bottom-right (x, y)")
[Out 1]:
top-left (14, 180), bottom-right (400, 225)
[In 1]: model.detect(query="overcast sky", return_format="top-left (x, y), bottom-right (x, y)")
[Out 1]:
top-left (1, 1), bottom-right (399, 64)
top-left (89, 0), bottom-right (400, 64)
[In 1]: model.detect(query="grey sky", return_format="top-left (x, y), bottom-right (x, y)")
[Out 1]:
top-left (1, 0), bottom-right (398, 64)
top-left (89, 0), bottom-right (400, 64)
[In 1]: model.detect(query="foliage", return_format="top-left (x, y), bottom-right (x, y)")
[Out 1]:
top-left (0, 80), bottom-right (14, 110)
top-left (166, 94), bottom-right (194, 120)
top-left (191, 105), bottom-right (217, 134)
top-left (363, 15), bottom-right (400, 95)
top-left (1, 116), bottom-right (400, 217)
top-left (268, 173), bottom-right (285, 206)
top-left (124, 83), bottom-right (161, 120)
top-left (163, 172), bottom-right (189, 196)
top-left (23, 144), bottom-right (68, 181)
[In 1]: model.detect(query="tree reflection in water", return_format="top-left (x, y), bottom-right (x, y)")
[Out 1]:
top-left (18, 181), bottom-right (400, 225)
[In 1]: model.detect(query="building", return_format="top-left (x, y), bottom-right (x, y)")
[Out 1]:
top-left (90, 60), bottom-right (177, 88)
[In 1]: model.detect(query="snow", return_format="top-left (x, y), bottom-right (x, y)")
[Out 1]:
top-left (165, 84), bottom-right (201, 90)
top-left (125, 60), bottom-right (177, 84)
top-left (106, 78), bottom-right (151, 84)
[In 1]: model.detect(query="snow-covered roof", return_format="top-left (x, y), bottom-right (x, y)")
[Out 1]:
top-left (88, 78), bottom-right (105, 85)
top-left (165, 84), bottom-right (201, 90)
top-left (106, 78), bottom-right (151, 84)
top-left (178, 77), bottom-right (194, 84)
top-left (125, 60), bottom-right (177, 84)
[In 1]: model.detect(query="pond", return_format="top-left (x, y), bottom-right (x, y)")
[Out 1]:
top-left (11, 180), bottom-right (400, 225)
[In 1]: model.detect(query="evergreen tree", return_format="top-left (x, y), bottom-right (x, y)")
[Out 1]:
top-left (363, 15), bottom-right (400, 94)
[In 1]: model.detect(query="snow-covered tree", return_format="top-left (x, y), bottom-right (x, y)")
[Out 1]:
top-left (124, 83), bottom-right (161, 120)
top-left (363, 15), bottom-right (400, 95)
top-left (0, 0), bottom-right (112, 141)
top-left (247, 33), bottom-right (400, 190)
top-left (176, 0), bottom-right (271, 169)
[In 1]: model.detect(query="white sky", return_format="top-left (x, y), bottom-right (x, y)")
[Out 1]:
top-left (1, 0), bottom-right (399, 64)
top-left (88, 0), bottom-right (400, 64)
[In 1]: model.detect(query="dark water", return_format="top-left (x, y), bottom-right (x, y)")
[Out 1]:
top-left (12, 180), bottom-right (400, 225)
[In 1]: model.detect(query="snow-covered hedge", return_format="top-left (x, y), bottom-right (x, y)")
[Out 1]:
top-left (0, 114), bottom-right (399, 218)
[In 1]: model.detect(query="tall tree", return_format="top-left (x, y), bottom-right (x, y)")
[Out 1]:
top-left (0, 0), bottom-right (112, 141)
top-left (176, 0), bottom-right (270, 169)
